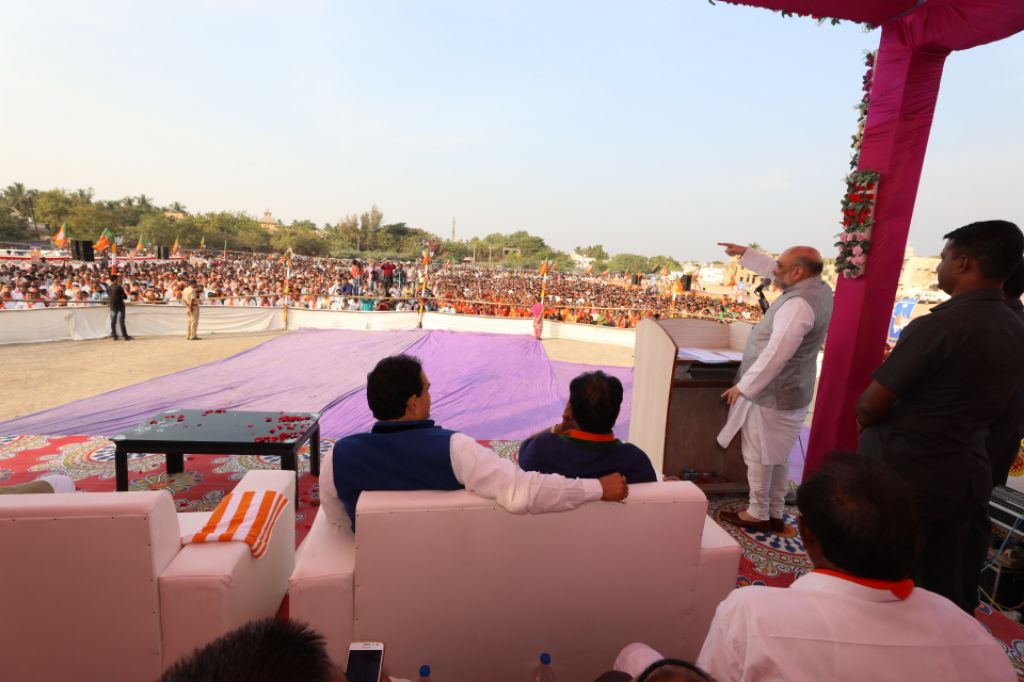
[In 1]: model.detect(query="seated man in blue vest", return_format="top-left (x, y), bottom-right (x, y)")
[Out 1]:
top-left (518, 371), bottom-right (658, 484)
top-left (321, 354), bottom-right (629, 531)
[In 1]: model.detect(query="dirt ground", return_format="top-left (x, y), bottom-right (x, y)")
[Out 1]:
top-left (0, 331), bottom-right (635, 423)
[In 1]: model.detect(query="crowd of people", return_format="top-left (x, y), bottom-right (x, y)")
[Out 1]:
top-left (0, 253), bottom-right (763, 327)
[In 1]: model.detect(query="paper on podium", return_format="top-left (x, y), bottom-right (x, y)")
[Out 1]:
top-left (676, 347), bottom-right (743, 364)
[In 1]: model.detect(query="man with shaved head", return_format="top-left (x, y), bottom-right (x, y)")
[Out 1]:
top-left (715, 243), bottom-right (833, 533)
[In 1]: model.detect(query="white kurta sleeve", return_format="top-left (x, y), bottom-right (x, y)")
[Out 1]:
top-left (736, 297), bottom-right (814, 400)
top-left (739, 249), bottom-right (778, 280)
top-left (448, 432), bottom-right (602, 513)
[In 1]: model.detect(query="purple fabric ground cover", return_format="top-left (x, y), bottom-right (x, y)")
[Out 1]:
top-left (0, 329), bottom-right (633, 441)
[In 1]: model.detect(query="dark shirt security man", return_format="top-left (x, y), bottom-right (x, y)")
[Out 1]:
top-left (107, 275), bottom-right (131, 340)
top-left (857, 220), bottom-right (1024, 612)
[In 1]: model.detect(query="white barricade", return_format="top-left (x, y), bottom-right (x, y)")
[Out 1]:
top-left (0, 305), bottom-right (285, 345)
top-left (0, 305), bottom-right (637, 348)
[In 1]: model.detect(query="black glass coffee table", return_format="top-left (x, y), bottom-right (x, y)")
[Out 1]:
top-left (111, 409), bottom-right (321, 504)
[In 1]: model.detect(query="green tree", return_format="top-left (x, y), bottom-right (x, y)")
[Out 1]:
top-left (34, 189), bottom-right (73, 230)
top-left (608, 253), bottom-right (650, 274)
top-left (2, 182), bottom-right (42, 240)
top-left (271, 226), bottom-right (326, 256)
top-left (648, 255), bottom-right (682, 272)
top-left (574, 244), bottom-right (608, 260)
top-left (0, 197), bottom-right (33, 242)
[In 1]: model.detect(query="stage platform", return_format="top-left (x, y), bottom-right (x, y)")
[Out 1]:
top-left (1, 328), bottom-right (1021, 678)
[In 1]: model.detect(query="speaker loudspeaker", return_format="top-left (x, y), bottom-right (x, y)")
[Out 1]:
top-left (157, 246), bottom-right (170, 259)
top-left (71, 240), bottom-right (94, 262)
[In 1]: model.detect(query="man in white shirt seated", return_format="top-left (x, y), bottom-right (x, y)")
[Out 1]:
top-left (694, 453), bottom-right (1016, 681)
top-left (319, 354), bottom-right (629, 531)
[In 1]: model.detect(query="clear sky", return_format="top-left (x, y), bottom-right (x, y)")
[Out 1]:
top-left (2, 1), bottom-right (1021, 262)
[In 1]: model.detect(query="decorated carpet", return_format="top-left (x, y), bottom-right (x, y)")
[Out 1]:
top-left (4, 433), bottom-right (1024, 678)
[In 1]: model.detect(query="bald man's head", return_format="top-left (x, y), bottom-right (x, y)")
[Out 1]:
top-left (774, 246), bottom-right (824, 289)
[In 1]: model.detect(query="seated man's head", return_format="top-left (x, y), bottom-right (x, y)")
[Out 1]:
top-left (635, 659), bottom-right (715, 682)
top-left (796, 452), bottom-right (917, 581)
top-left (366, 354), bottom-right (431, 422)
top-left (568, 371), bottom-right (624, 434)
top-left (157, 618), bottom-right (344, 682)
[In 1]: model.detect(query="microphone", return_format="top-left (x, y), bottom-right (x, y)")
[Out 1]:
top-left (754, 277), bottom-right (771, 314)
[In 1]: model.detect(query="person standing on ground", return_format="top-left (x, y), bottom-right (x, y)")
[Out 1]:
top-left (857, 220), bottom-right (1024, 613)
top-left (107, 275), bottom-right (131, 340)
top-left (182, 278), bottom-right (201, 340)
top-left (715, 242), bottom-right (833, 534)
top-left (531, 296), bottom-right (544, 340)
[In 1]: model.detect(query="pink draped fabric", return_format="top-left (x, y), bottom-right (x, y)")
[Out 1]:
top-left (718, 1), bottom-right (1024, 477)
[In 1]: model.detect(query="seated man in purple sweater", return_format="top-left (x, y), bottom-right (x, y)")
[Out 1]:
top-left (321, 354), bottom-right (629, 531)
top-left (518, 371), bottom-right (658, 484)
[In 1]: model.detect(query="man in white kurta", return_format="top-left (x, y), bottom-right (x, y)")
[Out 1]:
top-left (716, 243), bottom-right (832, 532)
top-left (609, 455), bottom-right (1015, 682)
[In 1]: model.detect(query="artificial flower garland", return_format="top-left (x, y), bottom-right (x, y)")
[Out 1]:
top-left (834, 49), bottom-right (880, 279)
top-left (849, 51), bottom-right (877, 170)
top-left (835, 170), bottom-right (879, 278)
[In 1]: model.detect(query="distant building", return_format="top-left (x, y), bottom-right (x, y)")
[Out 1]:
top-left (259, 209), bottom-right (279, 233)
top-left (570, 251), bottom-right (595, 269)
top-left (163, 210), bottom-right (186, 222)
top-left (897, 246), bottom-right (941, 296)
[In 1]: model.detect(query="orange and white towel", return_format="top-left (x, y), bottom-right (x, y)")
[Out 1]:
top-left (183, 490), bottom-right (288, 558)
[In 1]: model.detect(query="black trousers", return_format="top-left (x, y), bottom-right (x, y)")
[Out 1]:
top-left (914, 492), bottom-right (986, 613)
top-left (110, 308), bottom-right (127, 338)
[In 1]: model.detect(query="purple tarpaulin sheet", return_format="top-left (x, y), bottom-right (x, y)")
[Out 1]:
top-left (0, 329), bottom-right (633, 441)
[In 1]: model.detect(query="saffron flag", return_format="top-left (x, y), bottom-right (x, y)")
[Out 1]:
top-left (171, 238), bottom-right (181, 257)
top-left (539, 260), bottom-right (549, 276)
top-left (52, 223), bottom-right (69, 248)
top-left (199, 235), bottom-right (206, 249)
top-left (132, 237), bottom-right (144, 257)
top-left (93, 228), bottom-right (114, 252)
top-left (422, 250), bottom-right (431, 266)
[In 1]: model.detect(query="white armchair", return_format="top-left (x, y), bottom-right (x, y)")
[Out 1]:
top-left (0, 469), bottom-right (295, 682)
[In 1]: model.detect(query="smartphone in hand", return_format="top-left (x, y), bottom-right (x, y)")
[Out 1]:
top-left (346, 642), bottom-right (384, 682)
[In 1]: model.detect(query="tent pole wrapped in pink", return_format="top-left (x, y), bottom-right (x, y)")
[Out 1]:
top-left (806, 0), bottom-right (1024, 476)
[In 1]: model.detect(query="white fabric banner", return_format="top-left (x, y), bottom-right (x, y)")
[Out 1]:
top-left (0, 305), bottom-right (284, 345)
top-left (0, 306), bottom-right (637, 347)
top-left (287, 309), bottom-right (422, 331)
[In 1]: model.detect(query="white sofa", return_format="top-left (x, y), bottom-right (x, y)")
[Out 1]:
top-left (289, 481), bottom-right (741, 682)
top-left (0, 469), bottom-right (296, 682)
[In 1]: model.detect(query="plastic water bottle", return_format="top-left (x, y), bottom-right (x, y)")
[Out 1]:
top-left (417, 664), bottom-right (432, 681)
top-left (532, 653), bottom-right (556, 682)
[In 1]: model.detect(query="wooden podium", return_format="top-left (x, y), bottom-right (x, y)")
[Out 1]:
top-left (628, 318), bottom-right (753, 493)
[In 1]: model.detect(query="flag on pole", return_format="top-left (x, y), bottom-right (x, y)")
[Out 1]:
top-left (539, 260), bottom-right (549, 276)
top-left (131, 237), bottom-right (144, 258)
top-left (52, 223), bottom-right (69, 248)
top-left (93, 228), bottom-right (114, 252)
top-left (199, 235), bottom-right (206, 249)
top-left (422, 250), bottom-right (431, 266)
top-left (171, 237), bottom-right (181, 257)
